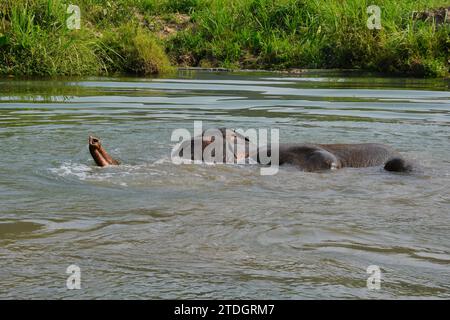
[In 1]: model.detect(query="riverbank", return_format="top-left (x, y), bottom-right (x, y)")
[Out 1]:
top-left (0, 0), bottom-right (449, 77)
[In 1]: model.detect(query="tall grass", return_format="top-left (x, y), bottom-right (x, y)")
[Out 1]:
top-left (169, 0), bottom-right (449, 76)
top-left (0, 0), bottom-right (173, 76)
top-left (0, 0), bottom-right (448, 77)
top-left (0, 0), bottom-right (108, 75)
top-left (102, 23), bottom-right (173, 74)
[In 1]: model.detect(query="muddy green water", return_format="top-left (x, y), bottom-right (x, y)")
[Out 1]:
top-left (0, 71), bottom-right (449, 299)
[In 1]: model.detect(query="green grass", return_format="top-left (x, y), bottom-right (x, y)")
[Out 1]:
top-left (0, 0), bottom-right (448, 77)
top-left (0, 0), bottom-right (108, 75)
top-left (169, 0), bottom-right (449, 76)
top-left (0, 0), bottom-right (173, 75)
top-left (102, 22), bottom-right (174, 74)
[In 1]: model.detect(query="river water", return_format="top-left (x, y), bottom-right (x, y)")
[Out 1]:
top-left (0, 71), bottom-right (449, 299)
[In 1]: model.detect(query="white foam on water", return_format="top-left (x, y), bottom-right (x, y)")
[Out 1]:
top-left (49, 160), bottom-right (189, 189)
top-left (49, 161), bottom-right (93, 180)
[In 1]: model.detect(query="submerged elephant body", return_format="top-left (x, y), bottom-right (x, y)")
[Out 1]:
top-left (88, 129), bottom-right (413, 172)
top-left (260, 142), bottom-right (410, 172)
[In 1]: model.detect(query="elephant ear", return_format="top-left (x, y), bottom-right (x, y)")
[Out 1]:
top-left (223, 129), bottom-right (255, 163)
